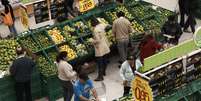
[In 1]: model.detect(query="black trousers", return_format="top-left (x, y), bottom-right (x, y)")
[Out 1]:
top-left (123, 86), bottom-right (131, 96)
top-left (96, 55), bottom-right (107, 78)
top-left (184, 15), bottom-right (196, 33)
top-left (60, 80), bottom-right (74, 101)
top-left (15, 81), bottom-right (32, 101)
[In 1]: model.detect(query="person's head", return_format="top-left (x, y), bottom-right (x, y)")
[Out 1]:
top-left (127, 55), bottom-right (136, 66)
top-left (91, 18), bottom-right (99, 27)
top-left (56, 51), bottom-right (67, 63)
top-left (16, 46), bottom-right (26, 56)
top-left (168, 15), bottom-right (176, 23)
top-left (79, 73), bottom-right (89, 84)
top-left (1, 0), bottom-right (9, 5)
top-left (116, 11), bottom-right (125, 18)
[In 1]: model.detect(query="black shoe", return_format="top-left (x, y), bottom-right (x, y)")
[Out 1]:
top-left (118, 65), bottom-right (121, 68)
top-left (183, 29), bottom-right (191, 33)
top-left (94, 77), bottom-right (104, 81)
top-left (103, 73), bottom-right (106, 76)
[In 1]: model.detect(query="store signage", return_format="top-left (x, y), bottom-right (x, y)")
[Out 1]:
top-left (79, 0), bottom-right (95, 12)
top-left (194, 27), bottom-right (201, 48)
top-left (132, 72), bottom-right (153, 101)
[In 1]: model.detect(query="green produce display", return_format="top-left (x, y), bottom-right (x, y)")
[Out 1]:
top-left (37, 55), bottom-right (57, 77)
top-left (35, 32), bottom-right (53, 48)
top-left (0, 40), bottom-right (19, 71)
top-left (19, 36), bottom-right (40, 52)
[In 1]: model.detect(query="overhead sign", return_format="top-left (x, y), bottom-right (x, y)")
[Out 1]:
top-left (132, 72), bottom-right (153, 101)
top-left (194, 27), bottom-right (201, 47)
top-left (79, 0), bottom-right (95, 12)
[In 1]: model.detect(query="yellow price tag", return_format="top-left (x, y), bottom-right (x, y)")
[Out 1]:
top-left (79, 0), bottom-right (95, 12)
top-left (132, 74), bottom-right (153, 101)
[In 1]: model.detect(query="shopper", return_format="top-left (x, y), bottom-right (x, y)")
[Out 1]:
top-left (178, 0), bottom-right (188, 27)
top-left (56, 51), bottom-right (77, 101)
top-left (120, 55), bottom-right (142, 96)
top-left (74, 73), bottom-right (99, 101)
top-left (90, 18), bottom-right (110, 81)
top-left (10, 46), bottom-right (36, 101)
top-left (139, 34), bottom-right (162, 63)
top-left (1, 0), bottom-right (17, 37)
top-left (112, 11), bottom-right (133, 65)
top-left (183, 0), bottom-right (197, 33)
top-left (161, 15), bottom-right (182, 45)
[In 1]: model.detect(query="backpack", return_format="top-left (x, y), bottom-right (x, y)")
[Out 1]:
top-left (2, 6), bottom-right (13, 26)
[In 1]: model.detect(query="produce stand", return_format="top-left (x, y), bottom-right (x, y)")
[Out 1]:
top-left (0, 1), bottom-right (175, 101)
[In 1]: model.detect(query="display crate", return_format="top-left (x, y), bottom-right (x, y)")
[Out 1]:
top-left (41, 75), bottom-right (63, 101)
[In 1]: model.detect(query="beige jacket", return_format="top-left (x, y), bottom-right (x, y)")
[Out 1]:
top-left (112, 17), bottom-right (133, 41)
top-left (91, 24), bottom-right (110, 57)
top-left (57, 60), bottom-right (76, 81)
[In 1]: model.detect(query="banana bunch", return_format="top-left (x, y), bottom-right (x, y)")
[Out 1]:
top-left (48, 28), bottom-right (65, 44)
top-left (59, 45), bottom-right (77, 61)
top-left (131, 20), bottom-right (144, 33)
top-left (74, 21), bottom-right (88, 33)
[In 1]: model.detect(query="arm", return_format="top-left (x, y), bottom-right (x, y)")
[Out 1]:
top-left (10, 62), bottom-right (16, 76)
top-left (127, 20), bottom-right (134, 33)
top-left (91, 32), bottom-right (101, 45)
top-left (64, 63), bottom-right (77, 78)
top-left (112, 22), bottom-right (116, 39)
top-left (79, 96), bottom-right (90, 101)
top-left (91, 88), bottom-right (99, 100)
top-left (120, 63), bottom-right (126, 81)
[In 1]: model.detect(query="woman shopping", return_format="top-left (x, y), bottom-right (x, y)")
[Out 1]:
top-left (56, 51), bottom-right (77, 101)
top-left (90, 18), bottom-right (110, 81)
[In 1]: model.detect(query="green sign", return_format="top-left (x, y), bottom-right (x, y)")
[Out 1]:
top-left (140, 27), bottom-right (201, 73)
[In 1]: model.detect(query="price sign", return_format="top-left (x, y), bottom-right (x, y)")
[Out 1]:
top-left (79, 0), bottom-right (95, 12)
top-left (132, 73), bottom-right (153, 101)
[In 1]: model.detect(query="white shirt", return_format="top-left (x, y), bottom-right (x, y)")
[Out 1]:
top-left (120, 59), bottom-right (142, 87)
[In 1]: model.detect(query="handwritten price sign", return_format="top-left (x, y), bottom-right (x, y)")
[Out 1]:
top-left (79, 0), bottom-right (95, 12)
top-left (132, 75), bottom-right (153, 101)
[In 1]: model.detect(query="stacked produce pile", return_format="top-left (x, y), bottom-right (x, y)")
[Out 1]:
top-left (48, 27), bottom-right (65, 44)
top-left (0, 40), bottom-right (19, 72)
top-left (19, 36), bottom-right (40, 52)
top-left (105, 6), bottom-right (144, 33)
top-left (37, 55), bottom-right (57, 77)
top-left (35, 32), bottom-right (53, 48)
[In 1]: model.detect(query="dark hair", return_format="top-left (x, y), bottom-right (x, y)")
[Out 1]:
top-left (91, 18), bottom-right (99, 27)
top-left (116, 11), bottom-right (125, 18)
top-left (79, 73), bottom-right (89, 81)
top-left (127, 55), bottom-right (136, 60)
top-left (56, 51), bottom-right (67, 63)
top-left (1, 0), bottom-right (9, 5)
top-left (168, 15), bottom-right (176, 22)
top-left (16, 46), bottom-right (25, 55)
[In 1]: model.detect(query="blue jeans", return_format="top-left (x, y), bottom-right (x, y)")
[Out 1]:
top-left (8, 24), bottom-right (17, 37)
